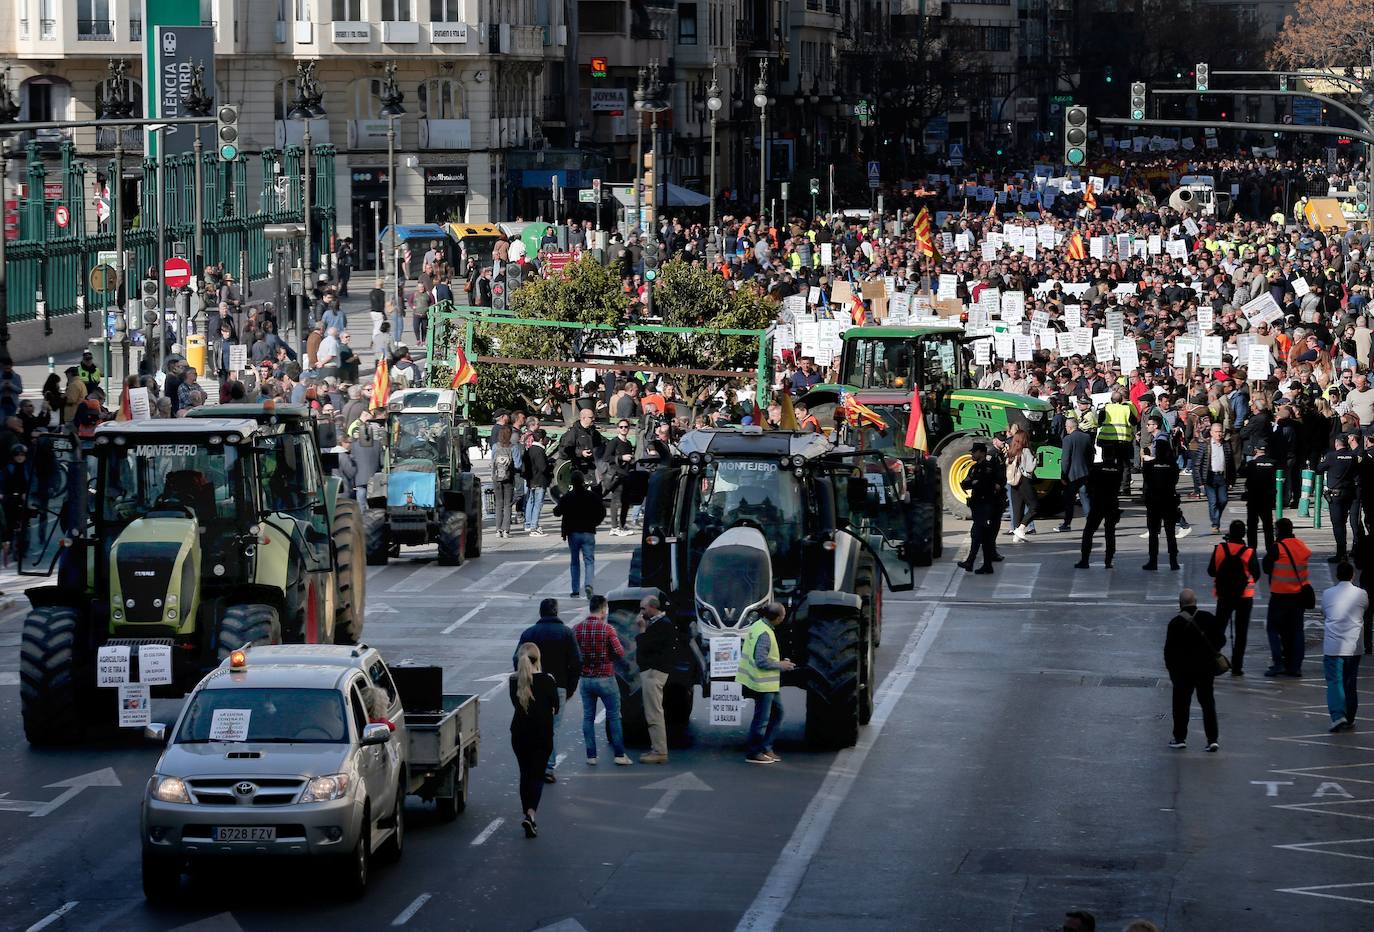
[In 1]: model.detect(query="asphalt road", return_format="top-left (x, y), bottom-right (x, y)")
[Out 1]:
top-left (0, 501), bottom-right (1371, 932)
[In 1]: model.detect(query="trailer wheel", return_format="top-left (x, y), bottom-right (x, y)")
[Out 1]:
top-left (333, 499), bottom-right (366, 644)
top-left (217, 604), bottom-right (281, 662)
top-left (436, 511), bottom-right (467, 566)
top-left (805, 612), bottom-right (862, 749)
top-left (20, 606), bottom-right (84, 746)
top-left (363, 508), bottom-right (389, 566)
top-left (436, 764), bottom-right (467, 820)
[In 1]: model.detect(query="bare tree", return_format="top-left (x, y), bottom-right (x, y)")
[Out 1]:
top-left (1270, 0), bottom-right (1374, 74)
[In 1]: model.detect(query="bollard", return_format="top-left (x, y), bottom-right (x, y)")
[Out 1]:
top-left (1313, 475), bottom-right (1324, 529)
top-left (1276, 469), bottom-right (1285, 520)
top-left (1297, 468), bottom-right (1315, 517)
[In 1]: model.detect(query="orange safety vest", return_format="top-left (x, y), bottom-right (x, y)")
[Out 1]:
top-left (799, 414), bottom-right (820, 433)
top-left (1269, 538), bottom-right (1311, 594)
top-left (1210, 541), bottom-right (1255, 599)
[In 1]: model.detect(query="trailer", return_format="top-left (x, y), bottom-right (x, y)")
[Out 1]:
top-left (404, 693), bottom-right (481, 821)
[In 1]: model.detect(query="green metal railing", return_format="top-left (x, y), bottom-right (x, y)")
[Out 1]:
top-left (3, 139), bottom-right (337, 324)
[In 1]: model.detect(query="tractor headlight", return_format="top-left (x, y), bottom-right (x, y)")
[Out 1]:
top-left (149, 775), bottom-right (191, 804)
top-left (1022, 410), bottom-right (1044, 422)
top-left (153, 598), bottom-right (162, 608)
top-left (213, 564), bottom-right (226, 576)
top-left (112, 608), bottom-right (123, 620)
top-left (208, 435), bottom-right (222, 445)
top-left (126, 598), bottom-right (135, 608)
top-left (791, 455), bottom-right (806, 468)
top-left (300, 774), bottom-right (350, 803)
top-left (166, 609), bottom-right (177, 620)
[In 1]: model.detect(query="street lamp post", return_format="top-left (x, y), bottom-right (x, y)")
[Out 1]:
top-left (632, 67), bottom-right (647, 236)
top-left (0, 68), bottom-right (20, 358)
top-left (378, 62), bottom-right (406, 327)
top-left (706, 62), bottom-right (722, 253)
top-left (754, 62), bottom-right (769, 223)
top-left (288, 60), bottom-right (325, 364)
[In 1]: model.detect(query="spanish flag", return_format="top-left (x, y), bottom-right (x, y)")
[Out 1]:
top-left (1083, 182), bottom-right (1098, 211)
top-left (904, 384), bottom-right (929, 452)
top-left (914, 207), bottom-right (938, 259)
top-left (1066, 231), bottom-right (1087, 261)
top-left (450, 344), bottom-right (477, 389)
top-left (371, 357), bottom-right (391, 410)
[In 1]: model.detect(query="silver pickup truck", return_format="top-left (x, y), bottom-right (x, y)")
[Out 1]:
top-left (140, 644), bottom-right (479, 901)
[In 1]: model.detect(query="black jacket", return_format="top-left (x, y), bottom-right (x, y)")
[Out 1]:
top-left (1164, 608), bottom-right (1225, 680)
top-left (1242, 454), bottom-right (1278, 505)
top-left (1316, 449), bottom-right (1359, 500)
top-left (961, 459), bottom-right (1004, 508)
top-left (1198, 440), bottom-right (1236, 487)
top-left (1060, 429), bottom-right (1094, 483)
top-left (636, 613), bottom-right (677, 674)
top-left (508, 671), bottom-right (560, 739)
top-left (1086, 462), bottom-right (1123, 517)
top-left (1142, 459), bottom-right (1179, 506)
top-left (522, 443), bottom-right (552, 488)
top-left (603, 437), bottom-right (636, 478)
top-left (514, 617), bottom-right (581, 693)
top-left (559, 422), bottom-right (606, 465)
top-left (553, 486), bottom-right (607, 537)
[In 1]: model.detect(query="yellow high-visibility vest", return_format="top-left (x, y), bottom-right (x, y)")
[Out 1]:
top-left (735, 619), bottom-right (781, 693)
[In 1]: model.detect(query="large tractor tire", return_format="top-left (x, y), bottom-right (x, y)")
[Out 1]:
top-left (436, 511), bottom-right (467, 566)
top-left (333, 499), bottom-right (366, 645)
top-left (363, 508), bottom-right (389, 566)
top-left (217, 604), bottom-right (282, 662)
top-left (937, 436), bottom-right (978, 520)
top-left (910, 501), bottom-right (936, 568)
top-left (805, 612), bottom-right (862, 749)
top-left (20, 606), bottom-right (84, 746)
top-left (462, 476), bottom-right (484, 560)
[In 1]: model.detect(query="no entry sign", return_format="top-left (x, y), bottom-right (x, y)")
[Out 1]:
top-left (164, 257), bottom-right (191, 289)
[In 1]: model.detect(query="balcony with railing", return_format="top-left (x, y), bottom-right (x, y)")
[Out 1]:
top-left (78, 19), bottom-right (116, 40)
top-left (95, 126), bottom-right (144, 151)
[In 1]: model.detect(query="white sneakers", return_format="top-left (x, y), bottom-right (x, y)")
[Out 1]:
top-left (1011, 525), bottom-right (1029, 542)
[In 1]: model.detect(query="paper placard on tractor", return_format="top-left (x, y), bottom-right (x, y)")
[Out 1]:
top-left (709, 682), bottom-right (744, 726)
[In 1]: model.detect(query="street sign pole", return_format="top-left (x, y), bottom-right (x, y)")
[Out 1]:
top-left (155, 125), bottom-right (166, 371)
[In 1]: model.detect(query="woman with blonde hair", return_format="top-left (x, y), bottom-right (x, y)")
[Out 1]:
top-left (510, 642), bottom-right (560, 838)
top-left (1005, 425), bottom-right (1038, 542)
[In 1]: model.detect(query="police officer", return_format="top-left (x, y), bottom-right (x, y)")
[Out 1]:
top-left (1360, 433), bottom-right (1374, 540)
top-left (1074, 459), bottom-right (1123, 569)
top-left (1241, 439), bottom-right (1278, 555)
top-left (1098, 388), bottom-right (1138, 493)
top-left (1316, 433), bottom-right (1361, 563)
top-left (1142, 425), bottom-right (1181, 571)
top-left (958, 441), bottom-right (1004, 575)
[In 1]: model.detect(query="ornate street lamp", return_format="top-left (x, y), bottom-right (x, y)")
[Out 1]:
top-left (754, 62), bottom-right (769, 221)
top-left (288, 60), bottom-right (323, 360)
top-left (706, 61), bottom-right (722, 245)
top-left (378, 61), bottom-right (405, 309)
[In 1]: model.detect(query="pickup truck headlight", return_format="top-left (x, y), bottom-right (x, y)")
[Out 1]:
top-left (149, 775), bottom-right (191, 804)
top-left (300, 774), bottom-right (351, 803)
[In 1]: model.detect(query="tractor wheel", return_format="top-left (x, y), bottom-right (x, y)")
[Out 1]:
top-left (333, 499), bottom-right (366, 645)
top-left (855, 567), bottom-right (879, 648)
top-left (436, 511), bottom-right (467, 566)
top-left (804, 612), bottom-right (862, 749)
top-left (463, 476), bottom-right (484, 560)
top-left (217, 604), bottom-right (281, 662)
top-left (910, 501), bottom-right (936, 568)
top-left (628, 546), bottom-right (643, 587)
top-left (363, 508), bottom-right (389, 566)
top-left (20, 606), bottom-right (84, 746)
top-left (937, 435), bottom-right (978, 520)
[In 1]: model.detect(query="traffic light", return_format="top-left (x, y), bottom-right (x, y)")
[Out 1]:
top-left (1355, 175), bottom-right (1370, 218)
top-left (141, 278), bottom-right (159, 313)
top-left (1063, 106), bottom-right (1089, 168)
top-left (1278, 74), bottom-right (1288, 92)
top-left (809, 177), bottom-right (820, 196)
top-left (1195, 63), bottom-right (1209, 93)
top-left (216, 104), bottom-right (239, 161)
top-left (643, 237), bottom-right (660, 281)
top-left (1130, 83), bottom-right (1147, 121)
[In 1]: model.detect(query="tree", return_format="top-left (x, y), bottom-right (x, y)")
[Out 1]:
top-left (636, 259), bottom-right (777, 404)
top-left (427, 256), bottom-right (627, 421)
top-left (1270, 0), bottom-right (1374, 73)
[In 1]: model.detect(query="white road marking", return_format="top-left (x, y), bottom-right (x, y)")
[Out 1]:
top-left (1274, 837), bottom-right (1374, 861)
top-left (917, 561), bottom-right (957, 598)
top-left (1145, 568), bottom-right (1178, 602)
top-left (642, 771), bottom-right (712, 820)
top-left (480, 680), bottom-right (510, 703)
top-left (366, 564), bottom-right (389, 580)
top-left (26, 902), bottom-right (79, 932)
top-left (735, 604), bottom-right (948, 932)
top-left (536, 552), bottom-right (632, 596)
top-left (555, 753), bottom-right (567, 769)
top-left (468, 559), bottom-right (544, 591)
top-left (469, 817), bottom-right (504, 846)
top-left (1068, 567), bottom-right (1109, 599)
top-left (992, 564), bottom-right (1039, 600)
top-left (390, 562), bottom-right (468, 593)
top-left (1275, 881), bottom-right (1374, 905)
top-left (390, 893), bottom-right (433, 926)
top-left (442, 600), bottom-right (490, 635)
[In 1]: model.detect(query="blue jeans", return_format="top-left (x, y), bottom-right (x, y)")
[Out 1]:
top-left (579, 676), bottom-right (625, 758)
top-left (1325, 655), bottom-right (1361, 724)
top-left (568, 531), bottom-right (596, 594)
top-left (1204, 477), bottom-right (1228, 528)
top-left (547, 687), bottom-right (566, 772)
top-left (525, 486), bottom-right (546, 530)
top-left (745, 689), bottom-right (784, 755)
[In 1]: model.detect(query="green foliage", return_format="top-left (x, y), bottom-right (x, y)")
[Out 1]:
top-left (637, 259), bottom-right (777, 400)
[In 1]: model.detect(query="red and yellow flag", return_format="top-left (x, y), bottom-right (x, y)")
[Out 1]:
top-left (914, 206), bottom-right (938, 259)
top-left (450, 344), bottom-right (477, 389)
top-left (904, 385), bottom-right (928, 453)
top-left (1066, 232), bottom-right (1087, 261)
top-left (850, 292), bottom-right (868, 327)
top-left (371, 357), bottom-right (391, 410)
top-left (1083, 182), bottom-right (1098, 211)
top-left (840, 393), bottom-right (886, 430)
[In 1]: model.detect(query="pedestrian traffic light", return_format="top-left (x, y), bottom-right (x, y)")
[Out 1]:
top-left (1063, 106), bottom-right (1089, 168)
top-left (1130, 83), bottom-right (1147, 121)
top-left (492, 278), bottom-right (506, 311)
top-left (1278, 74), bottom-right (1288, 92)
top-left (1195, 63), bottom-right (1209, 93)
top-left (216, 104), bottom-right (239, 161)
top-left (809, 177), bottom-right (820, 196)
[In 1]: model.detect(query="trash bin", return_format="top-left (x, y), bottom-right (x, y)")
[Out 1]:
top-left (186, 333), bottom-right (206, 375)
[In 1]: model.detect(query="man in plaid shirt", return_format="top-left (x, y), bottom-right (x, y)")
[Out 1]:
top-left (574, 595), bottom-right (633, 766)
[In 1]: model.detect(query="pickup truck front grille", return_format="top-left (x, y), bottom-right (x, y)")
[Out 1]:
top-left (187, 778), bottom-right (306, 806)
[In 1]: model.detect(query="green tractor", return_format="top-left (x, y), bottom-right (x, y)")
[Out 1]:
top-left (364, 388), bottom-right (483, 566)
top-left (17, 417), bottom-right (364, 746)
top-left (827, 323), bottom-right (1061, 517)
top-left (606, 426), bottom-right (939, 750)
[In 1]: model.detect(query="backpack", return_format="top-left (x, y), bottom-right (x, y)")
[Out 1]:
top-left (1214, 543), bottom-right (1250, 597)
top-left (493, 447), bottom-right (513, 482)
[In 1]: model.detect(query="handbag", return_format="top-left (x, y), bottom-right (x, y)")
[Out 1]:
top-left (1280, 541), bottom-right (1317, 610)
top-left (1184, 611), bottom-right (1231, 676)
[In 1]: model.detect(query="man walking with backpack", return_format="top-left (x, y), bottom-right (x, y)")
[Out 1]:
top-left (1208, 520), bottom-right (1260, 676)
top-left (553, 471), bottom-right (607, 599)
